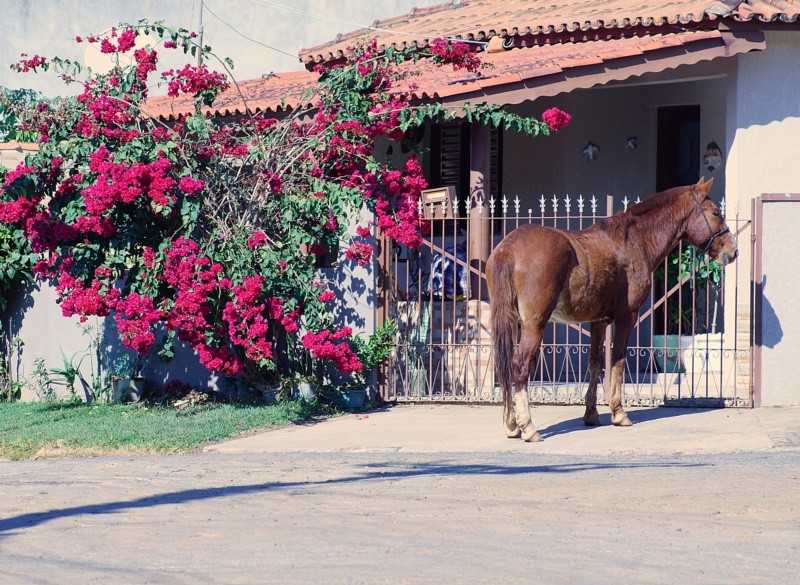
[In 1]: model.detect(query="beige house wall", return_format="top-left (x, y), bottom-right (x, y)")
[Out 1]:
top-left (503, 59), bottom-right (731, 208)
top-left (722, 31), bottom-right (800, 388)
top-left (759, 199), bottom-right (800, 406)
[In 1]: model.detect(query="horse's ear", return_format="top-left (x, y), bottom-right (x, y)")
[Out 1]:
top-left (695, 176), bottom-right (714, 199)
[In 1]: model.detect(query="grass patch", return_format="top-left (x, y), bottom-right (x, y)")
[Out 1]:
top-left (0, 400), bottom-right (322, 460)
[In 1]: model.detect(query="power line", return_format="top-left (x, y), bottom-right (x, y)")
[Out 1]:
top-left (203, 1), bottom-right (300, 60)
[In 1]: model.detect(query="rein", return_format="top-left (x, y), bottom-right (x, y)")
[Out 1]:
top-left (690, 188), bottom-right (729, 256)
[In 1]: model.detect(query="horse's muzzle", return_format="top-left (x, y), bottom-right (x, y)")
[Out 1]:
top-left (722, 249), bottom-right (738, 266)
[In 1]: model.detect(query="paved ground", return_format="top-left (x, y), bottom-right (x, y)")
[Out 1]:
top-left (2, 404), bottom-right (800, 584)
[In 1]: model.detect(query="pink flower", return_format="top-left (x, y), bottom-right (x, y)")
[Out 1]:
top-left (542, 107), bottom-right (571, 132)
top-left (178, 176), bottom-right (204, 195)
top-left (429, 38), bottom-right (481, 73)
top-left (345, 241), bottom-right (373, 266)
top-left (117, 29), bottom-right (137, 53)
top-left (247, 231), bottom-right (267, 248)
top-left (100, 38), bottom-right (116, 54)
top-left (318, 290), bottom-right (336, 302)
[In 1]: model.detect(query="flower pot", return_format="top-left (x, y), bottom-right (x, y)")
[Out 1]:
top-left (652, 334), bottom-right (685, 374)
top-left (680, 333), bottom-right (724, 376)
top-left (332, 387), bottom-right (367, 410)
top-left (112, 377), bottom-right (146, 403)
top-left (293, 381), bottom-right (317, 402)
top-left (407, 368), bottom-right (427, 397)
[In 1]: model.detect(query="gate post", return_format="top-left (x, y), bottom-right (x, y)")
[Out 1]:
top-left (468, 124), bottom-right (491, 301)
top-left (602, 194), bottom-right (614, 401)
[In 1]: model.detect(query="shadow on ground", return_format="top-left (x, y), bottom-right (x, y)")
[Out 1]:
top-left (0, 457), bottom-right (707, 534)
top-left (537, 407), bottom-right (719, 439)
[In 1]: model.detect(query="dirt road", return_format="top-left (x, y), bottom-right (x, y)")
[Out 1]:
top-left (2, 450), bottom-right (799, 584)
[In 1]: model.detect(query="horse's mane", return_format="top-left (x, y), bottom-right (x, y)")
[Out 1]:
top-left (589, 185), bottom-right (693, 241)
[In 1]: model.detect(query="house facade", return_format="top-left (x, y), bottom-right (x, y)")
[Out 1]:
top-left (288, 0), bottom-right (800, 407)
top-left (4, 0), bottom-right (800, 406)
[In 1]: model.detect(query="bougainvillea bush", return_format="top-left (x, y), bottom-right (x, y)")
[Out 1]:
top-left (0, 23), bottom-right (567, 387)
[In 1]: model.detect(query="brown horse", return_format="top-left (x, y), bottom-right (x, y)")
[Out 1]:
top-left (486, 177), bottom-right (738, 442)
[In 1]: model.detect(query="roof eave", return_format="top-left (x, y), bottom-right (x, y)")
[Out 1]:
top-left (436, 27), bottom-right (765, 109)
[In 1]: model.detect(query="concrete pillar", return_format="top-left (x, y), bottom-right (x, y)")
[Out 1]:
top-left (468, 124), bottom-right (491, 301)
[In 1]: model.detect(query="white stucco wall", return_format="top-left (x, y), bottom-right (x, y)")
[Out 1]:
top-left (503, 60), bottom-right (731, 209)
top-left (725, 32), bottom-right (800, 217)
top-left (721, 32), bottom-right (800, 404)
top-left (759, 199), bottom-right (800, 406)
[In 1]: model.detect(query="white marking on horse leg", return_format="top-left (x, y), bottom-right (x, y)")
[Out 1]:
top-left (514, 390), bottom-right (542, 442)
top-left (608, 361), bottom-right (632, 427)
top-left (504, 402), bottom-right (521, 438)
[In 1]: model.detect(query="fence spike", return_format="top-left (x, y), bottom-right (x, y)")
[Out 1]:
top-left (501, 194), bottom-right (508, 215)
top-left (551, 194), bottom-right (559, 213)
top-left (453, 196), bottom-right (461, 217)
top-left (577, 195), bottom-right (585, 213)
top-left (477, 196), bottom-right (484, 215)
top-left (565, 194), bottom-right (572, 213)
top-left (635, 196), bottom-right (641, 205)
top-left (514, 196), bottom-right (521, 214)
top-left (590, 195), bottom-right (598, 214)
top-left (539, 195), bottom-right (546, 214)
top-left (622, 196), bottom-right (630, 211)
top-left (720, 197), bottom-right (727, 216)
top-left (417, 198), bottom-right (424, 214)
top-left (488, 196), bottom-right (496, 216)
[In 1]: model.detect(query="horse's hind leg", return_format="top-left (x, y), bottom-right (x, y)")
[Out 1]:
top-left (504, 403), bottom-right (521, 438)
top-left (608, 312), bottom-right (635, 427)
top-left (512, 322), bottom-right (544, 442)
top-left (583, 321), bottom-right (608, 426)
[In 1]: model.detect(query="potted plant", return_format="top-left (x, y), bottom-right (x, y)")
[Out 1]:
top-left (675, 247), bottom-right (725, 376)
top-left (406, 301), bottom-right (430, 397)
top-left (110, 353), bottom-right (146, 403)
top-left (653, 245), bottom-right (724, 373)
top-left (332, 320), bottom-right (397, 409)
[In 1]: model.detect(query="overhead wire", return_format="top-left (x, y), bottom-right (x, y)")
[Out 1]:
top-left (202, 1), bottom-right (300, 60)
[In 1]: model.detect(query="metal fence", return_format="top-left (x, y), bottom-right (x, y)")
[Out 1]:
top-left (378, 193), bottom-right (753, 407)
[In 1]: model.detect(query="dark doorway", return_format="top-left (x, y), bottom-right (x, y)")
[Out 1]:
top-left (657, 106), bottom-right (700, 192)
top-left (653, 106), bottom-right (701, 335)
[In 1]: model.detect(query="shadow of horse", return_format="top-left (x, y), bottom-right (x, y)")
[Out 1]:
top-left (537, 406), bottom-right (720, 439)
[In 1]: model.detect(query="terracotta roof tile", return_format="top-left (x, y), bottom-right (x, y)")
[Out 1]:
top-left (299, 0), bottom-right (800, 65)
top-left (146, 3), bottom-right (781, 120)
top-left (145, 70), bottom-right (318, 121)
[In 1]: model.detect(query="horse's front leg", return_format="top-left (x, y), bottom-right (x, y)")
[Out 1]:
top-left (583, 321), bottom-right (608, 426)
top-left (512, 322), bottom-right (543, 442)
top-left (608, 312), bottom-right (635, 426)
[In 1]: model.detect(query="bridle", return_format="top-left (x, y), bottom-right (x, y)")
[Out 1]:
top-left (690, 189), bottom-right (730, 256)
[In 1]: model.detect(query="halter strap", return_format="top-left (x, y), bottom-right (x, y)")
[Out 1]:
top-left (690, 188), bottom-right (730, 256)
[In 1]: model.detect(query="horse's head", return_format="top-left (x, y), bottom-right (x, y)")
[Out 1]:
top-left (684, 177), bottom-right (738, 265)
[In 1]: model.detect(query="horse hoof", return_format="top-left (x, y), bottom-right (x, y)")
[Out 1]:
top-left (506, 427), bottom-right (522, 439)
top-left (612, 415), bottom-right (633, 427)
top-left (583, 414), bottom-right (602, 427)
top-left (522, 429), bottom-right (543, 443)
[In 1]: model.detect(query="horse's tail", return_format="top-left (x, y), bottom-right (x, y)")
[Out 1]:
top-left (488, 249), bottom-right (518, 416)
